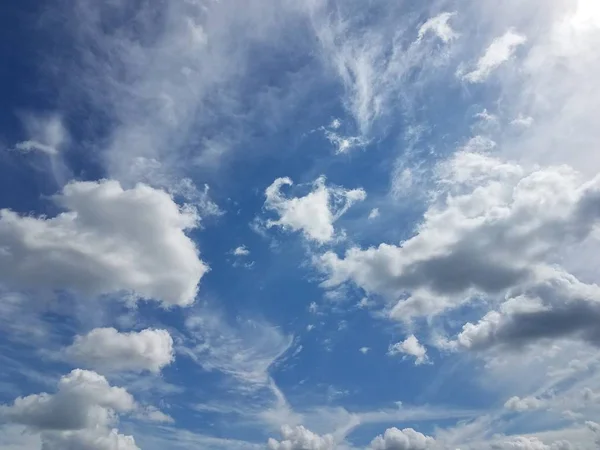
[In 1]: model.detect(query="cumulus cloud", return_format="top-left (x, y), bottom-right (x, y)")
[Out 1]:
top-left (267, 425), bottom-right (334, 450)
top-left (486, 436), bottom-right (571, 450)
top-left (388, 335), bottom-right (429, 365)
top-left (0, 369), bottom-right (134, 430)
top-left (417, 12), bottom-right (458, 43)
top-left (0, 180), bottom-right (207, 306)
top-left (40, 427), bottom-right (140, 450)
top-left (369, 427), bottom-right (436, 450)
top-left (462, 29), bottom-right (527, 83)
top-left (504, 396), bottom-right (544, 412)
top-left (454, 270), bottom-right (600, 351)
top-left (14, 112), bottom-right (67, 156)
top-left (233, 245), bottom-right (251, 256)
top-left (65, 328), bottom-right (174, 374)
top-left (318, 152), bottom-right (600, 320)
top-left (264, 176), bottom-right (366, 244)
top-left (0, 369), bottom-right (139, 450)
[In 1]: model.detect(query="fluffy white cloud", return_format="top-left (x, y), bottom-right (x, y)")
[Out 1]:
top-left (65, 328), bottom-right (174, 374)
top-left (487, 436), bottom-right (571, 450)
top-left (264, 176), bottom-right (366, 244)
top-left (318, 152), bottom-right (600, 321)
top-left (15, 112), bottom-right (67, 155)
top-left (417, 12), bottom-right (458, 43)
top-left (388, 335), bottom-right (428, 365)
top-left (0, 180), bottom-right (207, 306)
top-left (233, 245), bottom-right (250, 256)
top-left (462, 29), bottom-right (527, 83)
top-left (369, 427), bottom-right (436, 450)
top-left (40, 427), bottom-right (139, 450)
top-left (504, 396), bottom-right (544, 412)
top-left (0, 369), bottom-right (140, 450)
top-left (0, 369), bottom-right (135, 430)
top-left (267, 425), bottom-right (334, 450)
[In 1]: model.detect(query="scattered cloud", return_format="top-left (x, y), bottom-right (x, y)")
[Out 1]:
top-left (368, 208), bottom-right (380, 220)
top-left (0, 369), bottom-right (139, 450)
top-left (0, 180), bottom-right (207, 306)
top-left (264, 176), bottom-right (366, 244)
top-left (14, 112), bottom-right (67, 156)
top-left (462, 29), bottom-right (527, 83)
top-left (318, 152), bottom-right (600, 320)
top-left (65, 328), bottom-right (174, 374)
top-left (233, 245), bottom-right (251, 256)
top-left (504, 395), bottom-right (544, 412)
top-left (417, 12), bottom-right (458, 43)
top-left (388, 335), bottom-right (428, 365)
top-left (267, 425), bottom-right (335, 450)
top-left (369, 427), bottom-right (436, 450)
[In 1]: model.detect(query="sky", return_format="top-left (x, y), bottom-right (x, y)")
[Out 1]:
top-left (0, 0), bottom-right (600, 449)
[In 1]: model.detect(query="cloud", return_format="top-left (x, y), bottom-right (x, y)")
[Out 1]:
top-left (359, 347), bottom-right (370, 354)
top-left (0, 369), bottom-right (134, 430)
top-left (45, 0), bottom-right (313, 185)
top-left (504, 396), bottom-right (544, 412)
top-left (369, 427), bottom-right (436, 450)
top-left (64, 328), bottom-right (174, 374)
top-left (485, 436), bottom-right (570, 450)
top-left (267, 425), bottom-right (335, 450)
top-left (183, 310), bottom-right (293, 388)
top-left (0, 369), bottom-right (139, 450)
top-left (368, 208), bottom-right (380, 220)
top-left (388, 335), bottom-right (428, 365)
top-left (310, 4), bottom-right (456, 135)
top-left (462, 29), bottom-right (527, 83)
top-left (264, 176), bottom-right (366, 244)
top-left (454, 270), bottom-right (600, 351)
top-left (0, 180), bottom-right (207, 306)
top-left (40, 427), bottom-right (140, 450)
top-left (417, 12), bottom-right (458, 43)
top-left (318, 152), bottom-right (600, 319)
top-left (233, 245), bottom-right (251, 256)
top-left (14, 112), bottom-right (67, 156)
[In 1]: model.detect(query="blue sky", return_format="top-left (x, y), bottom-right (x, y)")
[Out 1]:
top-left (1, 1), bottom-right (600, 449)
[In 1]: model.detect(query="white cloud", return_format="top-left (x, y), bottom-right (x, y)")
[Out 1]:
top-left (323, 128), bottom-right (367, 154)
top-left (233, 245), bottom-right (250, 256)
top-left (368, 208), bottom-right (380, 220)
top-left (40, 427), bottom-right (140, 450)
top-left (0, 369), bottom-right (134, 430)
top-left (0, 180), bottom-right (207, 306)
top-left (417, 12), bottom-right (458, 43)
top-left (14, 112), bottom-right (67, 156)
top-left (388, 335), bottom-right (428, 365)
top-left (318, 152), bottom-right (600, 320)
top-left (369, 427), bottom-right (436, 450)
top-left (65, 328), bottom-right (174, 374)
top-left (267, 425), bottom-right (335, 450)
top-left (264, 176), bottom-right (366, 244)
top-left (310, 3), bottom-right (456, 135)
top-left (0, 369), bottom-right (139, 450)
top-left (183, 310), bottom-right (293, 388)
top-left (462, 29), bottom-right (527, 83)
top-left (504, 396), bottom-right (544, 412)
top-left (359, 347), bottom-right (370, 354)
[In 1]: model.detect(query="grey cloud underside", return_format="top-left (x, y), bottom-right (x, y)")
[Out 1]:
top-left (319, 153), bottom-right (600, 321)
top-left (457, 271), bottom-right (600, 351)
